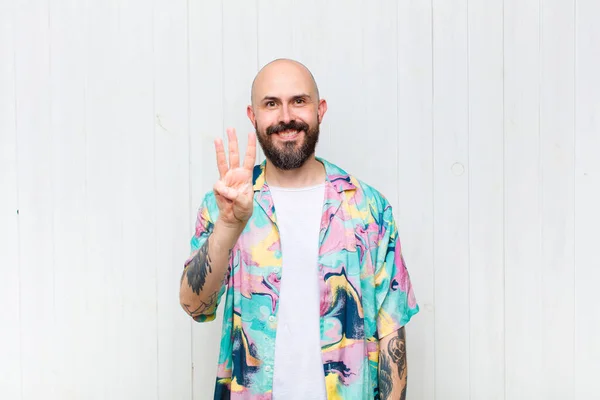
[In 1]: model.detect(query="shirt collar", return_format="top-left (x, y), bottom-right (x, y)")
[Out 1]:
top-left (252, 156), bottom-right (356, 193)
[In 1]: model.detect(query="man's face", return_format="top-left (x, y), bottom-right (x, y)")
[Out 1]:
top-left (248, 62), bottom-right (326, 170)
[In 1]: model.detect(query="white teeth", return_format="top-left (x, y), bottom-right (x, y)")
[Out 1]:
top-left (279, 130), bottom-right (298, 137)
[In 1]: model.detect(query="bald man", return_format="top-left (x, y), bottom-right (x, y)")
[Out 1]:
top-left (179, 59), bottom-right (419, 400)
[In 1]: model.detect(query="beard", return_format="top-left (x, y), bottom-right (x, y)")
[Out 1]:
top-left (255, 119), bottom-right (320, 170)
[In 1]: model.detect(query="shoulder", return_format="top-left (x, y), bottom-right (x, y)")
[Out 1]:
top-left (350, 176), bottom-right (395, 233)
top-left (351, 176), bottom-right (392, 212)
top-left (328, 159), bottom-right (392, 211)
top-left (320, 157), bottom-right (395, 228)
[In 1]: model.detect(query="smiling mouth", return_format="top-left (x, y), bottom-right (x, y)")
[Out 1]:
top-left (275, 129), bottom-right (302, 140)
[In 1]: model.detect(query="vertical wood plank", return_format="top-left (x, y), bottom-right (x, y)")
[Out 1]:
top-left (504, 0), bottom-right (543, 398)
top-left (467, 0), bottom-right (505, 398)
top-left (574, 0), bottom-right (600, 398)
top-left (188, 0), bottom-right (223, 209)
top-left (153, 0), bottom-right (193, 398)
top-left (48, 0), bottom-right (87, 396)
top-left (397, 1), bottom-right (434, 398)
top-left (84, 0), bottom-right (121, 395)
top-left (117, 1), bottom-right (158, 397)
top-left (188, 1), bottom-right (225, 398)
top-left (362, 0), bottom-right (398, 204)
top-left (222, 0), bottom-right (258, 163)
top-left (0, 1), bottom-right (22, 397)
top-left (290, 0), bottom-right (328, 70)
top-left (432, 0), bottom-right (470, 397)
top-left (14, 0), bottom-right (56, 397)
top-left (316, 0), bottom-right (365, 171)
top-left (257, 0), bottom-right (294, 64)
top-left (540, 0), bottom-right (576, 398)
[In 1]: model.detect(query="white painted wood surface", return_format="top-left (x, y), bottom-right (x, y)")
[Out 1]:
top-left (432, 0), bottom-right (470, 397)
top-left (574, 1), bottom-right (600, 399)
top-left (0, 1), bottom-right (598, 399)
top-left (468, 0), bottom-right (505, 398)
top-left (397, 2), bottom-right (435, 398)
top-left (504, 0), bottom-right (544, 398)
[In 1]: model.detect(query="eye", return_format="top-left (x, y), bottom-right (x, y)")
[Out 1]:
top-left (265, 101), bottom-right (276, 107)
top-left (295, 98), bottom-right (305, 104)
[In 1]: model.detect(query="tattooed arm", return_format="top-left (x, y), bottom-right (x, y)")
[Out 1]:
top-left (179, 219), bottom-right (244, 319)
top-left (180, 128), bottom-right (256, 319)
top-left (378, 327), bottom-right (407, 400)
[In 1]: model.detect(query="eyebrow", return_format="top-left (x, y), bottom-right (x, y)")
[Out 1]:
top-left (261, 93), bottom-right (311, 102)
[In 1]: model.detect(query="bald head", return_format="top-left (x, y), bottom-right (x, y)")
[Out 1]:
top-left (246, 58), bottom-right (328, 171)
top-left (250, 58), bottom-right (320, 106)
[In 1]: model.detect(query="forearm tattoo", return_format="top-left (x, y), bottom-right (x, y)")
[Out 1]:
top-left (183, 240), bottom-right (212, 295)
top-left (180, 239), bottom-right (234, 318)
top-left (379, 328), bottom-right (407, 400)
top-left (378, 349), bottom-right (393, 400)
top-left (389, 327), bottom-right (407, 381)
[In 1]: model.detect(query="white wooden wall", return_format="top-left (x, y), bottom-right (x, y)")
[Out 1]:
top-left (0, 1), bottom-right (598, 399)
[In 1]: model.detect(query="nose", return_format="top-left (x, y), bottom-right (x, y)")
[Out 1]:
top-left (279, 104), bottom-right (292, 124)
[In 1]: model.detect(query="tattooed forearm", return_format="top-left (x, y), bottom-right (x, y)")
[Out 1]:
top-left (388, 327), bottom-right (407, 380)
top-left (378, 351), bottom-right (393, 400)
top-left (184, 240), bottom-right (212, 295)
top-left (180, 235), bottom-right (235, 319)
top-left (378, 327), bottom-right (408, 400)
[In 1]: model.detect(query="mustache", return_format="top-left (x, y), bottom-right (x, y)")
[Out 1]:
top-left (266, 120), bottom-right (309, 136)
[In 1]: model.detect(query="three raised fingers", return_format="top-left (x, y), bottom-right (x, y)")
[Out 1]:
top-left (215, 128), bottom-right (257, 177)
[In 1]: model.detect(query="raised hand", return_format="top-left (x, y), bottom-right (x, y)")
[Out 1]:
top-left (213, 128), bottom-right (257, 227)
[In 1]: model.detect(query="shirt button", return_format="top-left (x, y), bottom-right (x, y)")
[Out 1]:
top-left (268, 316), bottom-right (276, 322)
top-left (265, 365), bottom-right (272, 373)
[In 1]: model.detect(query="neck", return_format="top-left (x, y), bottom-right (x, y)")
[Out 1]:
top-left (265, 156), bottom-right (325, 188)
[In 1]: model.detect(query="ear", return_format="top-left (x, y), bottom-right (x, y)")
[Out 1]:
top-left (247, 105), bottom-right (256, 126)
top-left (317, 99), bottom-right (328, 124)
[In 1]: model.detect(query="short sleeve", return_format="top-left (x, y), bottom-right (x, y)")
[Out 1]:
top-left (183, 192), bottom-right (227, 322)
top-left (185, 193), bottom-right (214, 264)
top-left (375, 204), bottom-right (420, 339)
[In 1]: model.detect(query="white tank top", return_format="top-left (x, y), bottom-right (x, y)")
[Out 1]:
top-left (269, 183), bottom-right (327, 400)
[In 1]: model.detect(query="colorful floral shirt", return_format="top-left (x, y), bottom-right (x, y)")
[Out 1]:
top-left (187, 157), bottom-right (419, 400)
